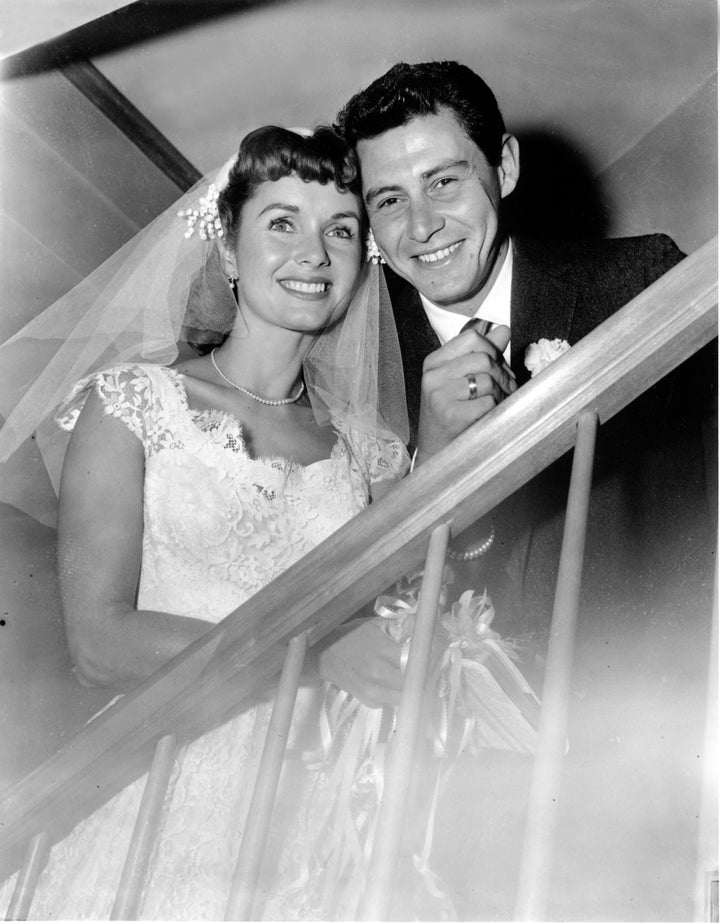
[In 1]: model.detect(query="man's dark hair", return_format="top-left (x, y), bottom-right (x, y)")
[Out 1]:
top-left (335, 61), bottom-right (507, 166)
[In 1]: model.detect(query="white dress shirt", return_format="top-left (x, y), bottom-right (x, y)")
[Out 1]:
top-left (419, 241), bottom-right (513, 359)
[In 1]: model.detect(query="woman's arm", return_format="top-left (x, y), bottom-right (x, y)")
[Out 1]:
top-left (57, 390), bottom-right (211, 691)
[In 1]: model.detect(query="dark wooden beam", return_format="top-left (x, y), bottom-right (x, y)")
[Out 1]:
top-left (0, 1), bottom-right (281, 79)
top-left (61, 60), bottom-right (202, 191)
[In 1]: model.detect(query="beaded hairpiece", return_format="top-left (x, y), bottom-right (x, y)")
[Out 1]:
top-left (177, 183), bottom-right (224, 240)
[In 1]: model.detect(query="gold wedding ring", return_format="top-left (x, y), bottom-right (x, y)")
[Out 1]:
top-left (467, 373), bottom-right (478, 401)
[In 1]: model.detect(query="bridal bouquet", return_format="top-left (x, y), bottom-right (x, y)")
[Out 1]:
top-left (280, 571), bottom-right (540, 919)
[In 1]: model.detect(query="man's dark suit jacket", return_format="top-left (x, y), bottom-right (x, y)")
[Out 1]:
top-left (386, 235), bottom-right (716, 657)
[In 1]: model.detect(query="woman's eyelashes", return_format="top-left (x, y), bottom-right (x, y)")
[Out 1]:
top-left (268, 216), bottom-right (294, 232)
top-left (327, 223), bottom-right (356, 239)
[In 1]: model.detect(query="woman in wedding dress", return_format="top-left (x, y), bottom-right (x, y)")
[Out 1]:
top-left (0, 124), bottom-right (410, 919)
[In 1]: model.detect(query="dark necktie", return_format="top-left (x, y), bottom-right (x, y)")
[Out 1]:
top-left (461, 317), bottom-right (493, 336)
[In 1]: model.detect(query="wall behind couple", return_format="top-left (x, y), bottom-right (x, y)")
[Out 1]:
top-left (97, 0), bottom-right (716, 248)
top-left (1, 0), bottom-right (716, 345)
top-left (0, 0), bottom-right (716, 783)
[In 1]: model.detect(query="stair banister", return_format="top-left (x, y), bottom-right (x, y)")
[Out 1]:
top-left (514, 410), bottom-right (599, 920)
top-left (0, 238), bottom-right (716, 883)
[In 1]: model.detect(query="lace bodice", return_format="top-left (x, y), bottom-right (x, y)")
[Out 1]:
top-left (58, 364), bottom-right (404, 624)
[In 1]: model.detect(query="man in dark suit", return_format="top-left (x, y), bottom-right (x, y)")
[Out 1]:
top-left (386, 232), bottom-right (713, 650)
top-left (317, 60), bottom-right (715, 920)
top-left (319, 60), bottom-right (715, 700)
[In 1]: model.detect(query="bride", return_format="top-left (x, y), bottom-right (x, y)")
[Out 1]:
top-left (0, 124), bottom-right (410, 919)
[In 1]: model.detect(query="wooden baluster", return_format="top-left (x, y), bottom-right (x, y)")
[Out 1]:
top-left (224, 631), bottom-right (309, 921)
top-left (358, 523), bottom-right (451, 921)
top-left (514, 411), bottom-right (598, 921)
top-left (110, 734), bottom-right (177, 920)
top-left (694, 557), bottom-right (718, 922)
top-left (5, 832), bottom-right (49, 920)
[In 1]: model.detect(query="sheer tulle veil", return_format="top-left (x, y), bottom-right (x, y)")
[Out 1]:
top-left (0, 130), bottom-right (409, 526)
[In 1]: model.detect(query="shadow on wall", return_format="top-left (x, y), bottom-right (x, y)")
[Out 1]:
top-left (504, 129), bottom-right (610, 241)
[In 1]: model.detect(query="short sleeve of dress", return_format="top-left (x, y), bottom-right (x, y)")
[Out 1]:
top-left (368, 434), bottom-right (411, 484)
top-left (55, 364), bottom-right (156, 445)
top-left (339, 424), bottom-right (410, 487)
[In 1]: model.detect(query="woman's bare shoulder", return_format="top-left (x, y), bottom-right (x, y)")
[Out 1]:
top-left (171, 353), bottom-right (212, 380)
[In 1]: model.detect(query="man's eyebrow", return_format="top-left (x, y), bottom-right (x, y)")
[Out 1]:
top-left (257, 202), bottom-right (300, 216)
top-left (421, 159), bottom-right (470, 181)
top-left (364, 160), bottom-right (470, 206)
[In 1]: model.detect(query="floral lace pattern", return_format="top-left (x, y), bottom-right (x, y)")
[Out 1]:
top-left (0, 364), bottom-right (407, 920)
top-left (57, 364), bottom-right (407, 622)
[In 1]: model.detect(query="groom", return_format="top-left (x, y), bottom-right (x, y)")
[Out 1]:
top-left (319, 61), bottom-right (715, 700)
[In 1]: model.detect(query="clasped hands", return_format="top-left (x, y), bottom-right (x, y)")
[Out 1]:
top-left (318, 323), bottom-right (515, 708)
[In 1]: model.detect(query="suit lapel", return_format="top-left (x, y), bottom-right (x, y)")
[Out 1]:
top-left (385, 269), bottom-right (440, 441)
top-left (510, 239), bottom-right (579, 386)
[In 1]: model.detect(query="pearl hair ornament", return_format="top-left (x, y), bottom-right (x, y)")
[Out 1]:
top-left (178, 184), bottom-right (224, 240)
top-left (178, 130), bottom-right (312, 242)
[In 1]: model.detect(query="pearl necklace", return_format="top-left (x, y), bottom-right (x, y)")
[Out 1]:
top-left (210, 349), bottom-right (305, 406)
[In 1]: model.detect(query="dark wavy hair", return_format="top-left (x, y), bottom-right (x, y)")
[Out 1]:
top-left (217, 125), bottom-right (363, 248)
top-left (335, 61), bottom-right (507, 167)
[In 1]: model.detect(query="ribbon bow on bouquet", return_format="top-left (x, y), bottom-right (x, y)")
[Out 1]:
top-left (281, 573), bottom-right (541, 920)
top-left (375, 571), bottom-right (540, 756)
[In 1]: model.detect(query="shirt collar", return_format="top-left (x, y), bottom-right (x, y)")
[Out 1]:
top-left (419, 241), bottom-right (513, 347)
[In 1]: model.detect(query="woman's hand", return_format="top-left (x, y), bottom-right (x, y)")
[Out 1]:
top-left (58, 390), bottom-right (210, 690)
top-left (316, 617), bottom-right (404, 708)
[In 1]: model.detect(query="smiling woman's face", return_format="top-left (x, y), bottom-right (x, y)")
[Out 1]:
top-left (359, 107), bottom-right (518, 313)
top-left (226, 173), bottom-right (364, 336)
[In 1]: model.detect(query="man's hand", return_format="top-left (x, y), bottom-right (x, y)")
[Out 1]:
top-left (316, 617), bottom-right (403, 708)
top-left (416, 324), bottom-right (515, 464)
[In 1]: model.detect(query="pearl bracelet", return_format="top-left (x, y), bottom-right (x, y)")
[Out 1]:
top-left (447, 522), bottom-right (496, 561)
top-left (409, 449), bottom-right (495, 561)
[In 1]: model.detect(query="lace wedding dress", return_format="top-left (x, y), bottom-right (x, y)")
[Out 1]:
top-left (0, 364), bottom-right (405, 921)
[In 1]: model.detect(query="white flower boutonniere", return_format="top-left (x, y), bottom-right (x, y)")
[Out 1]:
top-left (524, 337), bottom-right (571, 378)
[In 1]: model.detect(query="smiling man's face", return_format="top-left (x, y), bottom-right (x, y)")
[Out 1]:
top-left (358, 107), bottom-right (519, 314)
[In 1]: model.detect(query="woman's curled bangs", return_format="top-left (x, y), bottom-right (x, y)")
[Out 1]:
top-left (218, 126), bottom-right (362, 244)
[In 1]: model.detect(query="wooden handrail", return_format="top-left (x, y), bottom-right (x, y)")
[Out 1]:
top-left (0, 238), bottom-right (716, 880)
